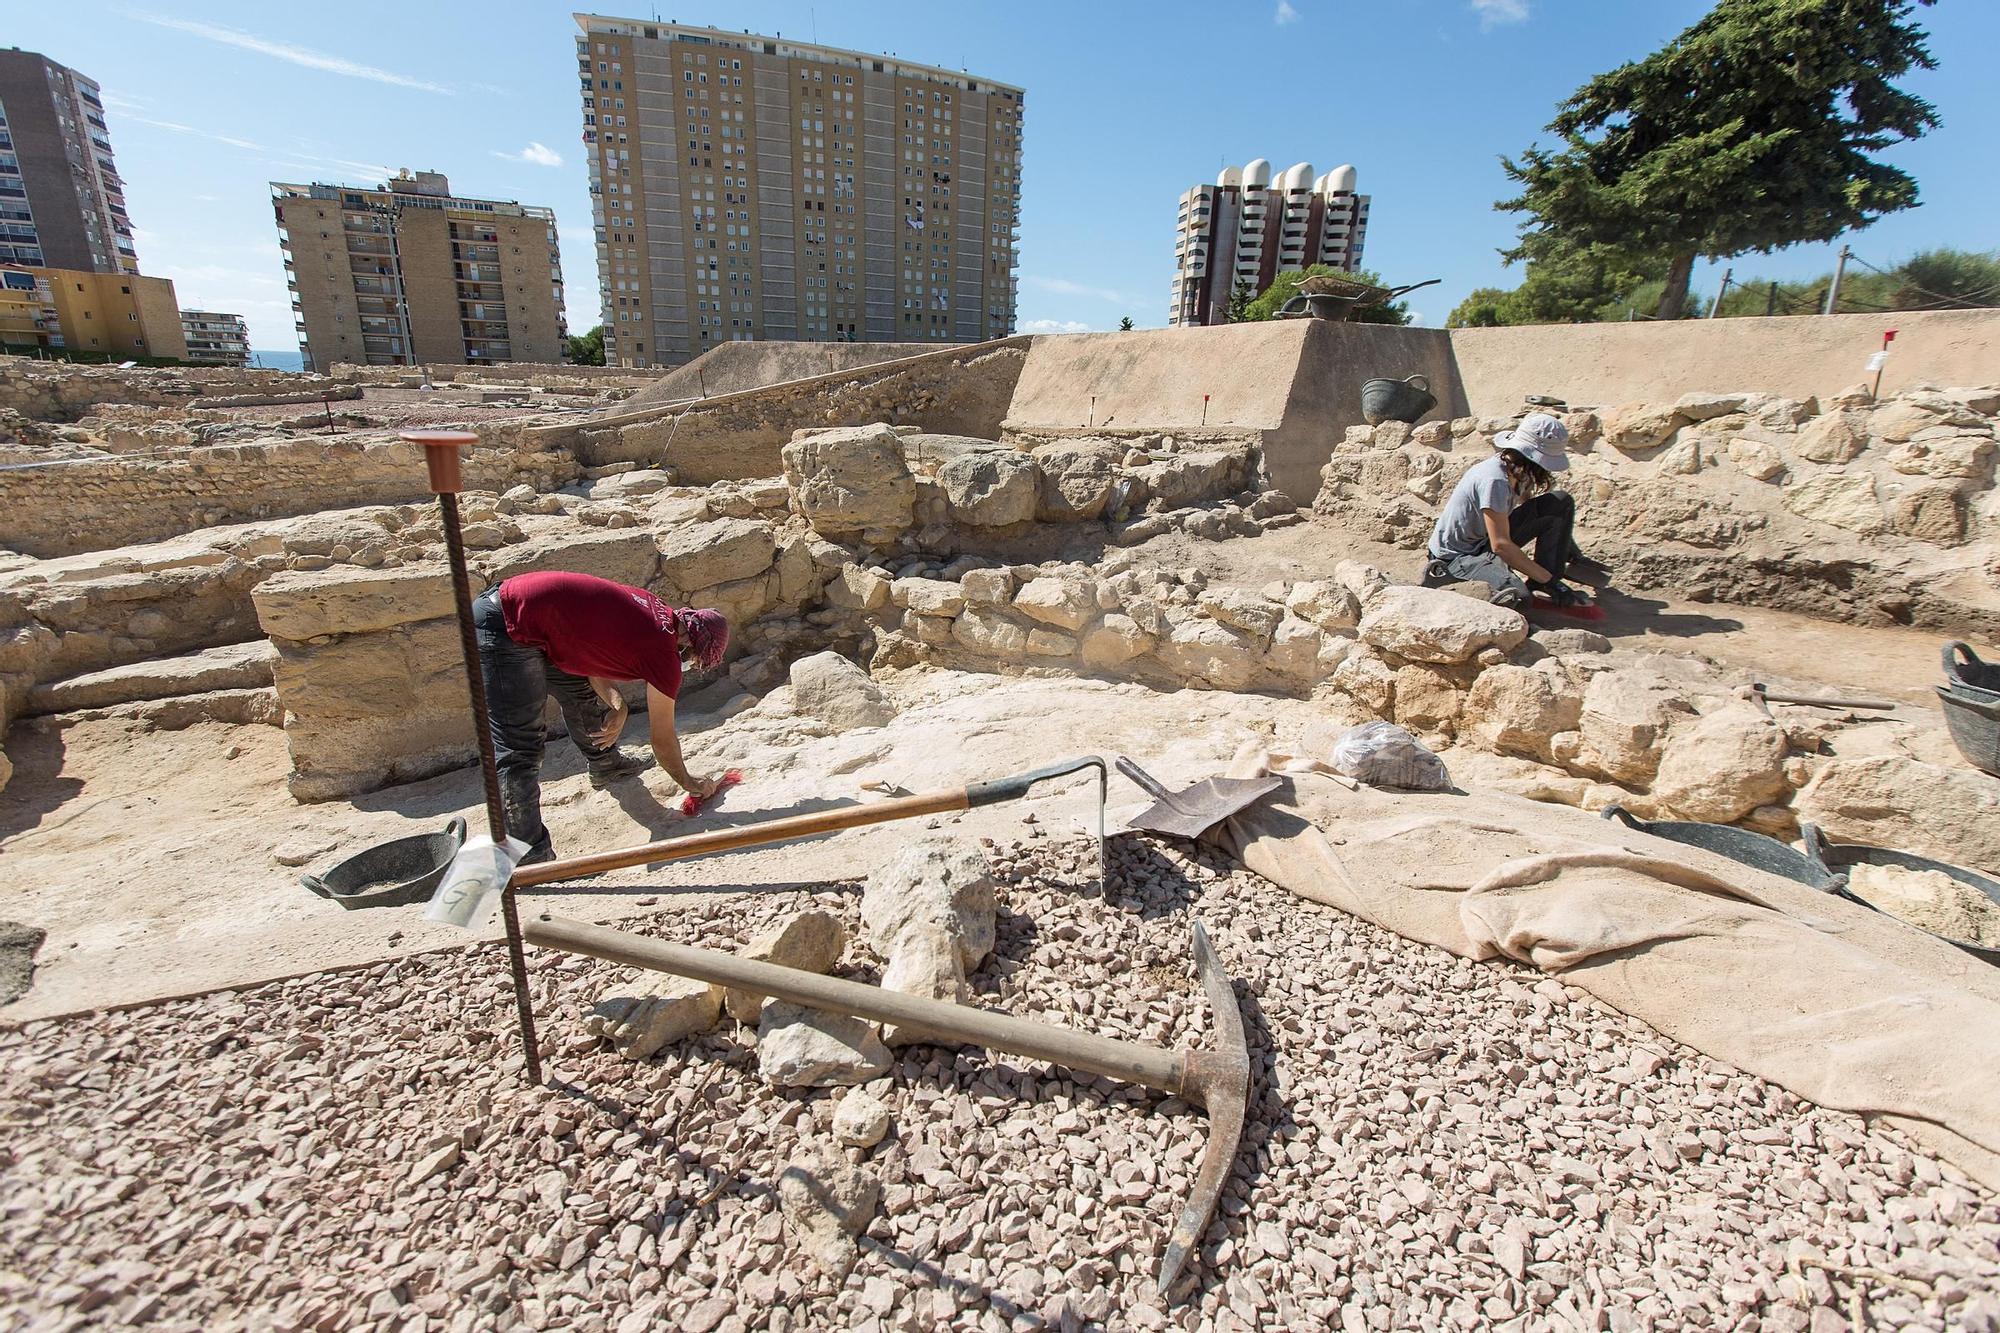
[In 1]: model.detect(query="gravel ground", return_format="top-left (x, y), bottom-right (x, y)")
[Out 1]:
top-left (3, 833), bottom-right (1997, 1332)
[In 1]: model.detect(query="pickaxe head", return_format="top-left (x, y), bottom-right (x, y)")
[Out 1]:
top-left (1157, 919), bottom-right (1251, 1295)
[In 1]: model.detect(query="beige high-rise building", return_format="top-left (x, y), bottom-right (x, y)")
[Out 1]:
top-left (575, 15), bottom-right (1024, 368)
top-left (180, 309), bottom-right (251, 366)
top-left (272, 170), bottom-right (566, 371)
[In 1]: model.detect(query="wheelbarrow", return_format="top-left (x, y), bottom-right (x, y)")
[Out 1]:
top-left (1807, 834), bottom-right (2000, 967)
top-left (302, 817), bottom-right (467, 909)
top-left (1277, 276), bottom-right (1441, 323)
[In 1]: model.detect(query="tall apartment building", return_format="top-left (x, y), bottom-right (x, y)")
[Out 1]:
top-left (272, 170), bottom-right (566, 371)
top-left (180, 309), bottom-right (251, 366)
top-left (575, 16), bottom-right (1024, 369)
top-left (1168, 159), bottom-right (1369, 327)
top-left (0, 49), bottom-right (139, 274)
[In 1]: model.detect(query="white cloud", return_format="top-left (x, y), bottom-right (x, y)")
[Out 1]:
top-left (123, 113), bottom-right (265, 153)
top-left (1275, 0), bottom-right (1301, 24)
top-left (494, 142), bottom-right (565, 168)
top-left (1025, 275), bottom-right (1129, 304)
top-left (1020, 319), bottom-right (1096, 335)
top-left (1471, 0), bottom-right (1529, 28)
top-left (127, 12), bottom-right (454, 93)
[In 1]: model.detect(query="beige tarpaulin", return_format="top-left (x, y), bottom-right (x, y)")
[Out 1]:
top-left (1209, 750), bottom-right (2000, 1192)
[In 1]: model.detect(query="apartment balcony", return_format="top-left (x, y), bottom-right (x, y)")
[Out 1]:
top-left (347, 237), bottom-right (394, 261)
top-left (351, 277), bottom-right (399, 297)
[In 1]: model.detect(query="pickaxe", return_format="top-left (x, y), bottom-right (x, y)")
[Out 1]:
top-left (522, 912), bottom-right (1250, 1296)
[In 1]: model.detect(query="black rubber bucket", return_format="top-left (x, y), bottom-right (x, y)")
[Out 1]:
top-left (1361, 375), bottom-right (1436, 425)
top-left (1601, 806), bottom-right (1843, 890)
top-left (301, 818), bottom-right (467, 910)
top-left (1809, 837), bottom-right (2000, 966)
top-left (1938, 642), bottom-right (2000, 775)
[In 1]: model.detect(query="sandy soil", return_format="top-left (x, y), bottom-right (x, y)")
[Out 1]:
top-left (0, 674), bottom-right (1311, 1022)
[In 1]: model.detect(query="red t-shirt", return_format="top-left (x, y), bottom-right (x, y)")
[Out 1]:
top-left (498, 572), bottom-right (684, 699)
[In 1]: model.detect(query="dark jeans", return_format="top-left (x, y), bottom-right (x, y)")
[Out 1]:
top-left (1428, 490), bottom-right (1577, 609)
top-left (473, 588), bottom-right (620, 861)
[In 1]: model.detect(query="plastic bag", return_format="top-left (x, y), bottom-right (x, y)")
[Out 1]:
top-left (424, 833), bottom-right (529, 929)
top-left (1329, 721), bottom-right (1452, 792)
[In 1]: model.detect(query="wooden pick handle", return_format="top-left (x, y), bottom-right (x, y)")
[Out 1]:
top-left (400, 429), bottom-right (477, 495)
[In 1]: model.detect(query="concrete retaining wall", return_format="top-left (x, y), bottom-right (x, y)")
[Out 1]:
top-left (628, 341), bottom-right (939, 408)
top-left (1450, 309), bottom-right (2000, 415)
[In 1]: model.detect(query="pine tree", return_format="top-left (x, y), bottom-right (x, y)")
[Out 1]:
top-left (1224, 279), bottom-right (1256, 324)
top-left (1499, 0), bottom-right (1940, 319)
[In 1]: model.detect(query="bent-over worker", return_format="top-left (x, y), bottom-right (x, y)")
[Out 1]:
top-left (472, 570), bottom-right (728, 863)
top-left (1423, 411), bottom-right (1597, 610)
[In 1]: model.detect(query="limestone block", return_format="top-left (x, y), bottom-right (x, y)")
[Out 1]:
top-left (1799, 756), bottom-right (2000, 877)
top-left (862, 834), bottom-right (997, 970)
top-left (906, 613), bottom-right (955, 646)
top-left (1601, 404), bottom-right (1681, 452)
top-left (253, 566), bottom-right (455, 641)
top-left (1392, 664), bottom-right (1466, 738)
top-left (891, 577), bottom-right (965, 618)
top-left (1358, 586), bottom-right (1528, 665)
top-left (1123, 596), bottom-right (1170, 637)
top-left (1024, 628), bottom-right (1078, 657)
top-left (833, 1091), bottom-right (892, 1148)
top-left (1333, 560), bottom-right (1390, 610)
top-left (789, 651), bottom-right (896, 728)
top-left (1011, 576), bottom-right (1097, 631)
top-left (1868, 400), bottom-right (1952, 444)
top-left (826, 564), bottom-right (892, 611)
top-left (960, 568), bottom-right (1014, 607)
top-left (777, 1148), bottom-right (881, 1278)
top-left (656, 518), bottom-right (776, 593)
top-left (1284, 581), bottom-right (1361, 631)
top-left (1560, 410), bottom-right (1601, 446)
top-left (1130, 450), bottom-right (1250, 510)
top-left (878, 929), bottom-right (966, 1045)
top-left (1884, 432), bottom-right (1995, 481)
top-left (1265, 616), bottom-right (1325, 682)
top-left (1332, 650), bottom-right (1396, 717)
top-left (1674, 392), bottom-right (1746, 421)
top-left (1650, 706), bottom-right (1790, 824)
top-left (775, 536), bottom-right (820, 603)
top-left (1782, 472), bottom-right (1885, 536)
top-left (27, 640), bottom-right (275, 715)
top-left (1034, 442), bottom-right (1119, 521)
top-left (937, 450), bottom-right (1038, 526)
top-left (1725, 438), bottom-right (1787, 482)
top-left (1080, 615), bottom-right (1152, 669)
top-left (484, 527), bottom-right (662, 589)
top-left (1198, 588), bottom-right (1283, 640)
top-left (781, 423), bottom-right (915, 535)
top-left (1157, 618), bottom-right (1259, 690)
top-left (952, 607), bottom-right (1028, 655)
top-left (1654, 439), bottom-right (1704, 475)
top-left (1464, 664), bottom-right (1583, 763)
top-left (758, 1004), bottom-right (891, 1087)
top-left (1886, 483), bottom-right (1966, 544)
top-left (1791, 410), bottom-right (1869, 464)
top-left (1577, 671), bottom-right (1697, 785)
top-left (588, 977), bottom-right (723, 1060)
top-left (1942, 385), bottom-right (2000, 415)
top-left (723, 909), bottom-right (848, 1023)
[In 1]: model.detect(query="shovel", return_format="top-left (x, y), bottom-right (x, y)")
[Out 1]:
top-left (524, 911), bottom-right (1250, 1297)
top-left (1115, 756), bottom-right (1281, 842)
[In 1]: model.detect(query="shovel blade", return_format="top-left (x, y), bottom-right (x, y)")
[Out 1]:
top-left (1128, 776), bottom-right (1282, 841)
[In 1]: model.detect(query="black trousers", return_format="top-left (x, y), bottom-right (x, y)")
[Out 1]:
top-left (472, 588), bottom-right (620, 861)
top-left (1429, 490), bottom-right (1577, 608)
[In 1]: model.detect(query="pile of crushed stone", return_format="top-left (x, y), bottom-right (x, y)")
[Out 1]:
top-left (1845, 861), bottom-right (2000, 948)
top-left (2, 833), bottom-right (1997, 1332)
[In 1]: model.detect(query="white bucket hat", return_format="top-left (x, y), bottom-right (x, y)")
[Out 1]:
top-left (1494, 412), bottom-right (1571, 472)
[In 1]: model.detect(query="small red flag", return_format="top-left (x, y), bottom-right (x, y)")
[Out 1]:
top-left (1884, 329), bottom-right (1899, 342)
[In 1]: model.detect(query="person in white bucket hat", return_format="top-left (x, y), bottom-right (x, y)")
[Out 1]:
top-left (1423, 411), bottom-right (1594, 609)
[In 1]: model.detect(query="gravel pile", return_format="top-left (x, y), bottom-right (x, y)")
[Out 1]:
top-left (3, 833), bottom-right (1997, 1332)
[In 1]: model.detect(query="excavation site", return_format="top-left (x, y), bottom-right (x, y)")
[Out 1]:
top-left (3, 314), bottom-right (1999, 1331)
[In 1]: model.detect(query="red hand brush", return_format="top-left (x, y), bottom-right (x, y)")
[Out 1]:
top-left (680, 769), bottom-right (743, 817)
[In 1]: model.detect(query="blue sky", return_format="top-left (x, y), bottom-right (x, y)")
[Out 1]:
top-left (13, 0), bottom-right (1997, 359)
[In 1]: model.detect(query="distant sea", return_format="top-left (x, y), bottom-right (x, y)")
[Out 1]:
top-left (248, 348), bottom-right (306, 373)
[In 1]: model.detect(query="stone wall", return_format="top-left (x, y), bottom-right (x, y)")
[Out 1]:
top-left (0, 360), bottom-right (344, 422)
top-left (0, 434), bottom-right (581, 559)
top-left (1315, 384), bottom-right (2000, 635)
top-left (517, 339), bottom-right (1031, 480)
top-left (626, 341), bottom-right (941, 408)
top-left (255, 504), bottom-right (821, 802)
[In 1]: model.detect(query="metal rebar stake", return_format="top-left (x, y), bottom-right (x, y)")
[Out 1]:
top-left (406, 429), bottom-right (542, 1085)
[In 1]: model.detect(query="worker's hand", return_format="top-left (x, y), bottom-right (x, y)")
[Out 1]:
top-left (680, 772), bottom-right (720, 800)
top-left (1539, 580), bottom-right (1589, 608)
top-left (589, 697), bottom-right (629, 747)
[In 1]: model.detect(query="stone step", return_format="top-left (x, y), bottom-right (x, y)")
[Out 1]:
top-left (24, 640), bottom-right (275, 716)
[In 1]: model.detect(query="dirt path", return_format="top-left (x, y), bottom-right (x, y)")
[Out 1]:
top-left (0, 674), bottom-right (1309, 1021)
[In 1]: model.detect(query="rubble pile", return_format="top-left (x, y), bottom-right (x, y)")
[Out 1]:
top-left (4, 836), bottom-right (1997, 1331)
top-left (1315, 384), bottom-right (2000, 633)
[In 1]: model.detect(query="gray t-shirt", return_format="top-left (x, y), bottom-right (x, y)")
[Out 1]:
top-left (1429, 454), bottom-right (1515, 558)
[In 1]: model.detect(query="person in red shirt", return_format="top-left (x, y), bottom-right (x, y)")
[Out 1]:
top-left (472, 571), bottom-right (729, 863)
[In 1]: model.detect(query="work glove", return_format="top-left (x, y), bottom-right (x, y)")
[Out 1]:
top-left (1533, 578), bottom-right (1588, 608)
